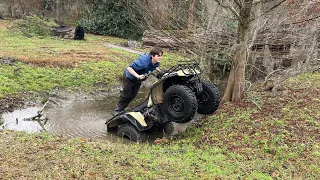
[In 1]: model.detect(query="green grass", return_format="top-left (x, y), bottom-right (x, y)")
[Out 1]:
top-left (0, 20), bottom-right (183, 67)
top-left (0, 20), bottom-right (319, 179)
top-left (0, 21), bottom-right (184, 98)
top-left (0, 61), bottom-right (120, 98)
top-left (0, 27), bottom-right (131, 64)
top-left (0, 131), bottom-right (269, 179)
top-left (180, 72), bottom-right (320, 179)
top-left (0, 55), bottom-right (183, 98)
top-left (1, 73), bottom-right (319, 179)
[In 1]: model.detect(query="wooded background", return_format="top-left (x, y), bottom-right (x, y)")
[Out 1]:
top-left (0, 0), bottom-right (319, 102)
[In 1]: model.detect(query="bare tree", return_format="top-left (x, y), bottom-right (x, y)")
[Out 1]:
top-left (131, 0), bottom-right (320, 101)
top-left (55, 0), bottom-right (60, 22)
top-left (0, 0), bottom-right (87, 21)
top-left (213, 0), bottom-right (252, 103)
top-left (2, 0), bottom-right (16, 17)
top-left (213, 0), bottom-right (291, 103)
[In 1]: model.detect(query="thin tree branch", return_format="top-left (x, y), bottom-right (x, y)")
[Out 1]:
top-left (234, 0), bottom-right (242, 7)
top-left (290, 14), bottom-right (320, 25)
top-left (265, 0), bottom-right (288, 14)
top-left (264, 69), bottom-right (284, 82)
top-left (214, 0), bottom-right (240, 19)
top-left (253, 0), bottom-right (264, 5)
top-left (250, 98), bottom-right (262, 110)
top-left (250, 0), bottom-right (288, 22)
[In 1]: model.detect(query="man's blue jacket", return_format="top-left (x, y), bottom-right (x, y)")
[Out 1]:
top-left (125, 53), bottom-right (160, 80)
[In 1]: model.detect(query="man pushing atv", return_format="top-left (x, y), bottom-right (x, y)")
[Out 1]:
top-left (113, 47), bottom-right (164, 116)
top-left (107, 47), bottom-right (220, 142)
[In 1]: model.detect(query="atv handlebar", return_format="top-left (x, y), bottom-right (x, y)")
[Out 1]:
top-left (142, 71), bottom-right (164, 80)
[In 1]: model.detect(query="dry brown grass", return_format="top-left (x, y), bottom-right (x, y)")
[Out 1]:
top-left (0, 20), bottom-right (10, 29)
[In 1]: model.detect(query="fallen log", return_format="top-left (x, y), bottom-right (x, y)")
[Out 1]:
top-left (21, 100), bottom-right (50, 121)
top-left (142, 30), bottom-right (236, 50)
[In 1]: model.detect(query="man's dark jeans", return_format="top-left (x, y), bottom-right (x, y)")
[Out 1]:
top-left (115, 73), bottom-right (141, 112)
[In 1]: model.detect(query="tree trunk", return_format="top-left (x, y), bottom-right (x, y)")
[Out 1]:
top-left (56, 0), bottom-right (60, 22)
top-left (232, 46), bottom-right (246, 102)
top-left (6, 0), bottom-right (15, 18)
top-left (187, 0), bottom-right (196, 31)
top-left (17, 0), bottom-right (25, 17)
top-left (221, 0), bottom-right (253, 103)
top-left (220, 62), bottom-right (235, 104)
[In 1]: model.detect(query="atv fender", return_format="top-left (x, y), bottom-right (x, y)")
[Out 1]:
top-left (106, 112), bottom-right (149, 132)
top-left (150, 81), bottom-right (163, 104)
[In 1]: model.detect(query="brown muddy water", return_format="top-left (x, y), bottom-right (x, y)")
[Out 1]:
top-left (0, 87), bottom-right (184, 143)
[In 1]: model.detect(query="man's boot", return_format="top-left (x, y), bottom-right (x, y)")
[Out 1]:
top-left (113, 105), bottom-right (125, 116)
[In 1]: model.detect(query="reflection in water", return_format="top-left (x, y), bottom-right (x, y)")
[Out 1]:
top-left (45, 97), bottom-right (115, 138)
top-left (1, 107), bottom-right (45, 133)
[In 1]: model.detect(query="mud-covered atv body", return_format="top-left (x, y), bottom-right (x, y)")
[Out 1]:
top-left (106, 60), bottom-right (220, 142)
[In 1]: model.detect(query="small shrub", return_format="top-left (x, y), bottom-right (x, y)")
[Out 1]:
top-left (9, 15), bottom-right (57, 38)
top-left (78, 0), bottom-right (144, 40)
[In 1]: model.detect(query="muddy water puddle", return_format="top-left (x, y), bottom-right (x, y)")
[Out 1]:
top-left (0, 88), bottom-right (168, 143)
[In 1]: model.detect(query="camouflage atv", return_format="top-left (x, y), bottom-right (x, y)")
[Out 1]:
top-left (106, 60), bottom-right (220, 142)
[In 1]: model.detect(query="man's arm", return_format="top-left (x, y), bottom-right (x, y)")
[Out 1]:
top-left (127, 67), bottom-right (145, 80)
top-left (155, 67), bottom-right (161, 73)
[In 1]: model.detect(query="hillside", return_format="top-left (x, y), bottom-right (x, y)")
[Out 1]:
top-left (0, 72), bottom-right (319, 179)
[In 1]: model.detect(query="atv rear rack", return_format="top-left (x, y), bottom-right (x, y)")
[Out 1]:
top-left (164, 60), bottom-right (201, 77)
top-left (162, 60), bottom-right (203, 96)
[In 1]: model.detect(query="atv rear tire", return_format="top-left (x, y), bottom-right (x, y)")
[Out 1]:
top-left (197, 82), bottom-right (220, 114)
top-left (163, 85), bottom-right (197, 123)
top-left (117, 123), bottom-right (147, 142)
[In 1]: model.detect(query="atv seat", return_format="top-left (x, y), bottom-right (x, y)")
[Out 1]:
top-left (132, 98), bottom-right (148, 112)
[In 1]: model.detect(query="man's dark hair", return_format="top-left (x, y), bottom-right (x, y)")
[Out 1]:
top-left (150, 47), bottom-right (163, 56)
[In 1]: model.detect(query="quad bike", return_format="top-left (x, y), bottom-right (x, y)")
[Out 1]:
top-left (105, 60), bottom-right (220, 142)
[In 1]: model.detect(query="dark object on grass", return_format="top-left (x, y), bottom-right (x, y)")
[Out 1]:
top-left (74, 26), bottom-right (84, 40)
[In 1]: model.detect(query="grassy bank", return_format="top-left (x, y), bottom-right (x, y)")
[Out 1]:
top-left (0, 20), bottom-right (319, 179)
top-left (1, 72), bottom-right (319, 179)
top-left (0, 131), bottom-right (238, 179)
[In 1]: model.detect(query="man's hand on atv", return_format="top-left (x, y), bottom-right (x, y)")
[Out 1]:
top-left (156, 73), bottom-right (163, 79)
top-left (156, 71), bottom-right (166, 79)
top-left (137, 74), bottom-right (146, 80)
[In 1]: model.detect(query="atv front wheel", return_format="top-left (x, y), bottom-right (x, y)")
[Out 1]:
top-left (197, 82), bottom-right (220, 114)
top-left (117, 123), bottom-right (147, 142)
top-left (163, 85), bottom-right (197, 123)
